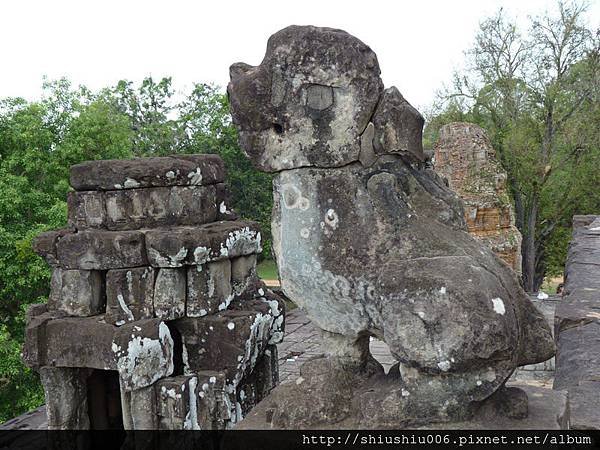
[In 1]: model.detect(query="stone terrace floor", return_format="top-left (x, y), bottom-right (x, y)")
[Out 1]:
top-left (278, 308), bottom-right (396, 383)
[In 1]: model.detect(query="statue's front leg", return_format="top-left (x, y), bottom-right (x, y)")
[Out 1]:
top-left (320, 329), bottom-right (383, 376)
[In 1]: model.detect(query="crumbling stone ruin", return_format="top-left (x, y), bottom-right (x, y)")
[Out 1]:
top-left (23, 154), bottom-right (284, 430)
top-left (433, 122), bottom-right (522, 274)
top-left (228, 25), bottom-right (555, 428)
top-left (554, 215), bottom-right (600, 429)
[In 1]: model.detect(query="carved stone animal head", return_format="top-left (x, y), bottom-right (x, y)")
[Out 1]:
top-left (228, 25), bottom-right (424, 172)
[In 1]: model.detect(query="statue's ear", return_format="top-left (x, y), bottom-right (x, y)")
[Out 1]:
top-left (229, 62), bottom-right (253, 81)
top-left (371, 87), bottom-right (425, 164)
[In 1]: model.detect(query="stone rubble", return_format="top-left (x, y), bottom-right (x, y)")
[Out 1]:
top-left (24, 154), bottom-right (285, 430)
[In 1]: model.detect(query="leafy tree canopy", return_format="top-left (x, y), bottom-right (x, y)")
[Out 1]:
top-left (426, 0), bottom-right (600, 290)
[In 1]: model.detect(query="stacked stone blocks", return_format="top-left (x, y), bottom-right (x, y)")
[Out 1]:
top-left (24, 154), bottom-right (285, 430)
top-left (553, 215), bottom-right (600, 429)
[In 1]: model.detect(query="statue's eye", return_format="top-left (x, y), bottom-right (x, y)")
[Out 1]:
top-left (272, 123), bottom-right (284, 134)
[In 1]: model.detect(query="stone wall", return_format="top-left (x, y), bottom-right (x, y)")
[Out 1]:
top-left (553, 215), bottom-right (600, 429)
top-left (433, 123), bottom-right (522, 273)
top-left (510, 296), bottom-right (558, 385)
top-left (23, 155), bottom-right (285, 430)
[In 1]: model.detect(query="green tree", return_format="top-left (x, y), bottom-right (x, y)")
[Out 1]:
top-left (0, 77), bottom-right (274, 423)
top-left (177, 83), bottom-right (273, 258)
top-left (430, 1), bottom-right (600, 291)
top-left (108, 79), bottom-right (274, 257)
top-left (0, 80), bottom-right (133, 422)
top-left (109, 77), bottom-right (183, 156)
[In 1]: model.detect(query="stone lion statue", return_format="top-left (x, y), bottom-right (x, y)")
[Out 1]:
top-left (227, 25), bottom-right (554, 427)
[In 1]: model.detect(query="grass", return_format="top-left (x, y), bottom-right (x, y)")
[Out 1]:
top-left (256, 259), bottom-right (296, 309)
top-left (257, 259), bottom-right (279, 280)
top-left (540, 276), bottom-right (564, 294)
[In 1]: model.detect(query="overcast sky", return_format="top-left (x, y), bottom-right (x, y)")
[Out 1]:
top-left (1, 0), bottom-right (598, 111)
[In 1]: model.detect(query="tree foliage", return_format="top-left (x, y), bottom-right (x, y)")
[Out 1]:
top-left (426, 0), bottom-right (600, 290)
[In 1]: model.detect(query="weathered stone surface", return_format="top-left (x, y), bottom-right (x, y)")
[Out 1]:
top-left (231, 254), bottom-right (258, 296)
top-left (360, 372), bottom-right (534, 428)
top-left (67, 191), bottom-right (106, 230)
top-left (554, 321), bottom-right (600, 390)
top-left (145, 220), bottom-right (261, 267)
top-left (371, 87), bottom-right (425, 163)
top-left (216, 183), bottom-right (238, 221)
top-left (510, 296), bottom-right (557, 383)
top-left (155, 376), bottom-right (197, 430)
top-left (39, 367), bottom-right (91, 430)
top-left (25, 150), bottom-right (280, 431)
top-left (154, 373), bottom-right (233, 430)
top-left (573, 214), bottom-right (599, 230)
top-left (238, 344), bottom-right (279, 417)
top-left (420, 385), bottom-right (570, 430)
top-left (0, 406), bottom-right (47, 431)
top-left (433, 122), bottom-right (522, 273)
top-left (48, 269), bottom-right (105, 316)
top-left (119, 383), bottom-right (158, 430)
top-left (554, 298), bottom-right (600, 336)
top-left (35, 316), bottom-right (116, 370)
top-left (23, 311), bottom-right (61, 369)
top-left (228, 25), bottom-right (384, 172)
top-left (56, 230), bottom-right (147, 269)
top-left (479, 386), bottom-right (528, 420)
top-left (258, 288), bottom-right (286, 345)
top-left (105, 185), bottom-right (217, 230)
top-left (32, 228), bottom-right (72, 266)
top-left (551, 216), bottom-right (600, 430)
top-left (359, 122), bottom-right (377, 167)
top-left (67, 185), bottom-right (220, 231)
top-left (186, 259), bottom-right (232, 317)
top-left (568, 381), bottom-right (600, 430)
top-left (130, 386), bottom-right (158, 430)
top-left (195, 371), bottom-right (231, 429)
top-left (174, 296), bottom-right (284, 387)
top-left (119, 382), bottom-right (134, 430)
top-left (235, 359), bottom-right (354, 429)
top-left (154, 268), bottom-right (186, 320)
top-left (229, 25), bottom-right (554, 427)
top-left (271, 162), bottom-right (551, 375)
top-left (260, 345), bottom-right (280, 398)
top-left (564, 263), bottom-right (600, 292)
top-left (105, 267), bottom-right (155, 326)
top-left (237, 366), bottom-right (569, 430)
top-left (70, 154), bottom-right (225, 191)
top-left (112, 319), bottom-right (174, 391)
top-left (25, 303), bottom-right (48, 323)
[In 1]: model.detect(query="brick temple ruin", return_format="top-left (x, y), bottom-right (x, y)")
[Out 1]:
top-left (22, 154), bottom-right (284, 430)
top-left (433, 122), bottom-right (522, 273)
